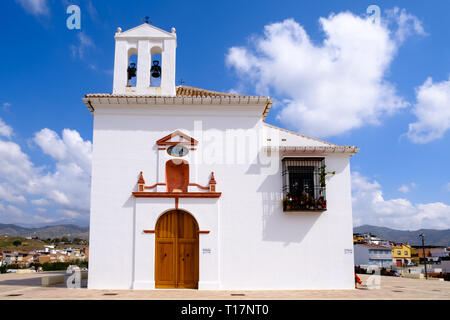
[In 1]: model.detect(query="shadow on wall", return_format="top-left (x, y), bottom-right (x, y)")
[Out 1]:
top-left (259, 174), bottom-right (322, 246)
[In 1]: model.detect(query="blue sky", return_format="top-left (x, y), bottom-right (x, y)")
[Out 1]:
top-left (0, 0), bottom-right (449, 229)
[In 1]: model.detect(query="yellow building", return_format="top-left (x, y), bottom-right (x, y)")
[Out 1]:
top-left (391, 243), bottom-right (412, 267)
top-left (353, 234), bottom-right (365, 243)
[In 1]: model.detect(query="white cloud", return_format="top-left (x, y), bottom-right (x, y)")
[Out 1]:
top-left (86, 0), bottom-right (99, 23)
top-left (2, 102), bottom-right (12, 110)
top-left (0, 203), bottom-right (26, 223)
top-left (0, 139), bottom-right (35, 188)
top-left (1, 204), bottom-right (24, 216)
top-left (0, 184), bottom-right (27, 204)
top-left (48, 190), bottom-right (70, 205)
top-left (352, 172), bottom-right (450, 230)
top-left (31, 198), bottom-right (50, 206)
top-left (445, 183), bottom-right (450, 192)
top-left (0, 118), bottom-right (13, 138)
top-left (398, 182), bottom-right (416, 194)
top-left (226, 9), bottom-right (425, 138)
top-left (34, 128), bottom-right (92, 173)
top-left (407, 77), bottom-right (450, 143)
top-left (71, 33), bottom-right (95, 59)
top-left (59, 209), bottom-right (81, 219)
top-left (16, 0), bottom-right (49, 17)
top-left (386, 7), bottom-right (427, 43)
top-left (0, 119), bottom-right (92, 225)
top-left (34, 128), bottom-right (67, 160)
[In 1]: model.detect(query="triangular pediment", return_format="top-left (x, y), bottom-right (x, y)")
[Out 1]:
top-left (156, 130), bottom-right (198, 146)
top-left (116, 23), bottom-right (176, 39)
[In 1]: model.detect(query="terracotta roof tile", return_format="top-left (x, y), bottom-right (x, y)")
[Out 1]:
top-left (357, 243), bottom-right (391, 250)
top-left (175, 85), bottom-right (250, 98)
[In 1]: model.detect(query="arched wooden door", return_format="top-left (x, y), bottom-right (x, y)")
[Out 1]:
top-left (155, 210), bottom-right (199, 289)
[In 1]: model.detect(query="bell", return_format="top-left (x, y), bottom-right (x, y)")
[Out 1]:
top-left (127, 62), bottom-right (137, 80)
top-left (150, 60), bottom-right (161, 78)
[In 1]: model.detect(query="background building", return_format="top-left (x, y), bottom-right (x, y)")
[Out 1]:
top-left (354, 243), bottom-right (393, 267)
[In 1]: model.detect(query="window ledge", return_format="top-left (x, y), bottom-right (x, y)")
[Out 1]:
top-left (283, 209), bottom-right (327, 213)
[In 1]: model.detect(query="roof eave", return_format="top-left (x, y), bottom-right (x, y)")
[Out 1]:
top-left (266, 145), bottom-right (360, 155)
top-left (82, 94), bottom-right (272, 116)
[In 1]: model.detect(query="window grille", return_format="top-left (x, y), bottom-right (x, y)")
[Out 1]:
top-left (282, 158), bottom-right (327, 211)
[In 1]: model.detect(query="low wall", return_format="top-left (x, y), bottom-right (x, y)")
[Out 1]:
top-left (41, 272), bottom-right (88, 287)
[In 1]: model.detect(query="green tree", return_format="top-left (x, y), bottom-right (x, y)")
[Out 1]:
top-left (12, 240), bottom-right (22, 247)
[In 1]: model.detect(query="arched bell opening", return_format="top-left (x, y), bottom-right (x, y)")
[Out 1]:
top-left (150, 46), bottom-right (162, 87)
top-left (127, 47), bottom-right (138, 87)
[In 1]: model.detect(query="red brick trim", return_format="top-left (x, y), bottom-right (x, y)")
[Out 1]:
top-left (156, 130), bottom-right (199, 146)
top-left (132, 192), bottom-right (221, 198)
top-left (144, 183), bottom-right (166, 190)
top-left (188, 183), bottom-right (210, 191)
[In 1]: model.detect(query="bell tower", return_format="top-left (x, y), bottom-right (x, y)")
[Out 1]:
top-left (113, 23), bottom-right (177, 96)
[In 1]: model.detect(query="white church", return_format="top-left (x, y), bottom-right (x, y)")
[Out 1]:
top-left (83, 22), bottom-right (359, 290)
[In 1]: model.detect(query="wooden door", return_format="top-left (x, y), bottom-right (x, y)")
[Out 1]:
top-left (155, 210), bottom-right (199, 288)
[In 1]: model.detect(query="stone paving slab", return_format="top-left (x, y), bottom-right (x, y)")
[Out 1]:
top-left (0, 273), bottom-right (449, 300)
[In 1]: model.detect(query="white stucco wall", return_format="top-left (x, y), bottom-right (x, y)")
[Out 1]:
top-left (87, 104), bottom-right (356, 290)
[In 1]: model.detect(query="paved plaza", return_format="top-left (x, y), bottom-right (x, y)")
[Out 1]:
top-left (0, 272), bottom-right (448, 300)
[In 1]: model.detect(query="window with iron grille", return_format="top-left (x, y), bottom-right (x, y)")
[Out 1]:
top-left (282, 158), bottom-right (327, 211)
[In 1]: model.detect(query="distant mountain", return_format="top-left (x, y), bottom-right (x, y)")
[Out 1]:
top-left (354, 225), bottom-right (450, 247)
top-left (0, 224), bottom-right (89, 240)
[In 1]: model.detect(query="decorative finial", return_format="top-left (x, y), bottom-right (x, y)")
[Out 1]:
top-left (209, 172), bottom-right (217, 184)
top-left (117, 27), bottom-right (122, 33)
top-left (138, 171), bottom-right (145, 184)
top-left (171, 27), bottom-right (176, 34)
top-left (137, 171), bottom-right (145, 192)
top-left (145, 16), bottom-right (150, 24)
top-left (209, 172), bottom-right (217, 192)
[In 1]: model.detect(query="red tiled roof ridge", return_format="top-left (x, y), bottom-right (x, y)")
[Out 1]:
top-left (175, 85), bottom-right (256, 98)
top-left (357, 243), bottom-right (391, 250)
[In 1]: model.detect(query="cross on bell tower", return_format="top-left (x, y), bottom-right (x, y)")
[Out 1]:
top-left (113, 22), bottom-right (177, 96)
